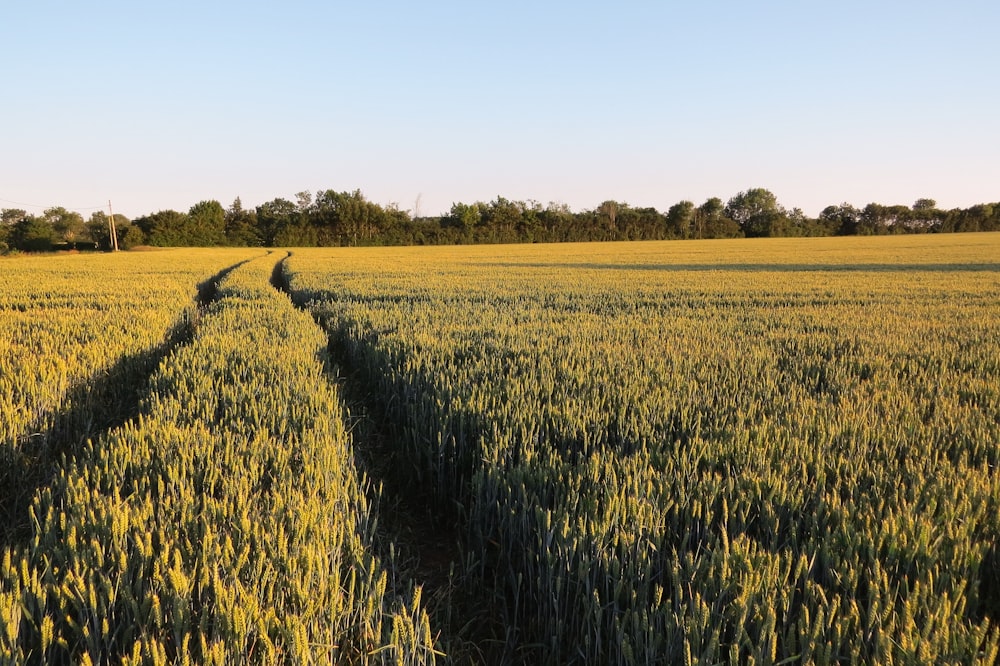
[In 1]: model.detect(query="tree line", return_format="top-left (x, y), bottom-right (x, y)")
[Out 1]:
top-left (2, 188), bottom-right (998, 252)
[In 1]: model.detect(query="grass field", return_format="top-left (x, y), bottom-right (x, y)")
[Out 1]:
top-left (2, 234), bottom-right (999, 664)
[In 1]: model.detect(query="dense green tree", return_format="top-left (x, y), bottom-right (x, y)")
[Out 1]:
top-left (43, 207), bottom-right (86, 244)
top-left (295, 190), bottom-right (313, 211)
top-left (11, 215), bottom-right (56, 251)
top-left (380, 204), bottom-right (412, 246)
top-left (343, 191), bottom-right (393, 245)
top-left (87, 211), bottom-right (111, 248)
top-left (858, 203), bottom-right (918, 234)
top-left (517, 200), bottom-right (545, 242)
top-left (537, 202), bottom-right (574, 242)
top-left (909, 198), bottom-right (943, 232)
top-left (666, 201), bottom-right (696, 239)
top-left (312, 189), bottom-right (385, 245)
top-left (135, 210), bottom-right (190, 246)
top-left (858, 204), bottom-right (889, 235)
top-left (886, 205), bottom-right (914, 232)
top-left (950, 203), bottom-right (997, 233)
top-left (595, 200), bottom-right (625, 239)
top-left (87, 211), bottom-right (131, 250)
top-left (613, 206), bottom-right (662, 240)
top-left (0, 209), bottom-right (26, 251)
top-left (225, 197), bottom-right (262, 246)
top-left (442, 202), bottom-right (482, 233)
top-left (1, 208), bottom-right (27, 226)
top-left (784, 207), bottom-right (818, 236)
top-left (978, 203), bottom-right (999, 231)
top-left (886, 205), bottom-right (914, 234)
top-left (725, 188), bottom-right (787, 237)
top-left (15, 188), bottom-right (1000, 250)
top-left (479, 197), bottom-right (523, 243)
top-left (134, 204), bottom-right (227, 247)
top-left (697, 197), bottom-right (741, 238)
top-left (255, 198), bottom-right (299, 246)
top-left (820, 203), bottom-right (861, 235)
top-left (118, 224), bottom-right (146, 249)
top-left (187, 200), bottom-right (228, 245)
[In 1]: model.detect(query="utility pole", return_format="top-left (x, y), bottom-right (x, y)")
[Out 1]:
top-left (108, 200), bottom-right (119, 251)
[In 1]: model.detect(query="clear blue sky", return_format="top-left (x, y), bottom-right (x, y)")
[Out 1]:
top-left (4, 1), bottom-right (998, 219)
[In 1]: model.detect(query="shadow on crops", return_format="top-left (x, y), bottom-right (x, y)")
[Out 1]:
top-left (477, 262), bottom-right (1000, 273)
top-left (197, 255), bottom-right (259, 306)
top-left (0, 258), bottom-right (253, 551)
top-left (269, 251), bottom-right (292, 292)
top-left (0, 317), bottom-right (192, 549)
top-left (977, 540), bottom-right (1000, 625)
top-left (313, 318), bottom-right (743, 663)
top-left (273, 257), bottom-right (507, 662)
top-left (322, 324), bottom-right (510, 664)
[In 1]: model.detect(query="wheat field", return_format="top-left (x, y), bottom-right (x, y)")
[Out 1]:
top-left (2, 234), bottom-right (998, 664)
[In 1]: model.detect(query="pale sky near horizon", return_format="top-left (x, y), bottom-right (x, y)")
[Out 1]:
top-left (3, 1), bottom-right (998, 220)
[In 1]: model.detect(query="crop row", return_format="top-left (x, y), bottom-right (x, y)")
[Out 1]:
top-left (0, 250), bottom-right (262, 448)
top-left (1, 253), bottom-right (436, 664)
top-left (0, 249), bottom-right (261, 544)
top-left (286, 237), bottom-right (1000, 664)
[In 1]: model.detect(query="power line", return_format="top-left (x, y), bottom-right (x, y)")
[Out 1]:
top-left (0, 197), bottom-right (108, 211)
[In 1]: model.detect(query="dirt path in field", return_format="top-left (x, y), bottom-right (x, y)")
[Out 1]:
top-left (0, 257), bottom-right (254, 549)
top-left (270, 254), bottom-right (500, 664)
top-left (328, 369), bottom-right (470, 641)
